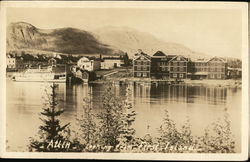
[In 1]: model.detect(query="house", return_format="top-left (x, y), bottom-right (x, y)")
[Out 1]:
top-left (6, 56), bottom-right (25, 71)
top-left (77, 57), bottom-right (100, 72)
top-left (133, 50), bottom-right (151, 78)
top-left (74, 69), bottom-right (97, 83)
top-left (207, 57), bottom-right (227, 79)
top-left (168, 55), bottom-right (188, 79)
top-left (101, 57), bottom-right (124, 70)
top-left (48, 57), bottom-right (62, 67)
top-left (151, 51), bottom-right (171, 79)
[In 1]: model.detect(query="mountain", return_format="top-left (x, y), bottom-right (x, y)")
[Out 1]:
top-left (93, 26), bottom-right (209, 58)
top-left (7, 22), bottom-right (208, 58)
top-left (7, 22), bottom-right (116, 55)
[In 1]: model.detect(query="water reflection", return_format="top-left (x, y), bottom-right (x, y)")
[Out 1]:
top-left (6, 80), bottom-right (241, 152)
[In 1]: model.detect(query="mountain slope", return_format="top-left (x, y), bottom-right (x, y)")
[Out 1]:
top-left (93, 26), bottom-right (208, 58)
top-left (7, 22), bottom-right (114, 55)
top-left (7, 22), bottom-right (208, 58)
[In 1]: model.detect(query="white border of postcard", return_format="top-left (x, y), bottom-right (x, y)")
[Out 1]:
top-left (0, 1), bottom-right (248, 160)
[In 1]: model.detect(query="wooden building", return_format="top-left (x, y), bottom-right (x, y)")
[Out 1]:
top-left (133, 50), bottom-right (151, 78)
top-left (168, 55), bottom-right (188, 79)
top-left (207, 57), bottom-right (227, 80)
top-left (150, 51), bottom-right (171, 79)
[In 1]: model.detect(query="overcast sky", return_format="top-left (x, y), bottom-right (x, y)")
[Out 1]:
top-left (7, 8), bottom-right (242, 58)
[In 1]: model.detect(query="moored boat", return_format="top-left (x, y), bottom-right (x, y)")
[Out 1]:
top-left (12, 66), bottom-right (66, 83)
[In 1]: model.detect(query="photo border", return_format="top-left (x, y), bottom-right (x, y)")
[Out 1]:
top-left (0, 1), bottom-right (248, 160)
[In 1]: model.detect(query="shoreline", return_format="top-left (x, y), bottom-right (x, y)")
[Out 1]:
top-left (90, 78), bottom-right (242, 88)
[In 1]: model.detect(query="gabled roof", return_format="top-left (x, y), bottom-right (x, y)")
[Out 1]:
top-left (207, 57), bottom-right (226, 63)
top-left (153, 51), bottom-right (167, 57)
top-left (133, 52), bottom-right (151, 61)
top-left (168, 55), bottom-right (188, 62)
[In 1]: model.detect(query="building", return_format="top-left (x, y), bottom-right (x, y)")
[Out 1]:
top-left (227, 67), bottom-right (241, 79)
top-left (6, 56), bottom-right (25, 71)
top-left (74, 69), bottom-right (97, 83)
top-left (133, 50), bottom-right (151, 78)
top-left (188, 58), bottom-right (209, 80)
top-left (207, 57), bottom-right (227, 79)
top-left (101, 57), bottom-right (124, 70)
top-left (168, 55), bottom-right (188, 79)
top-left (48, 57), bottom-right (62, 67)
top-left (77, 57), bottom-right (100, 72)
top-left (151, 51), bottom-right (171, 79)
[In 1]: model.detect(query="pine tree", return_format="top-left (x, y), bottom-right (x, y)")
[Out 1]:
top-left (96, 84), bottom-right (124, 148)
top-left (77, 97), bottom-right (97, 146)
top-left (28, 83), bottom-right (83, 152)
top-left (119, 85), bottom-right (136, 144)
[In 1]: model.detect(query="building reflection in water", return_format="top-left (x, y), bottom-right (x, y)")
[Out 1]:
top-left (6, 81), bottom-right (241, 152)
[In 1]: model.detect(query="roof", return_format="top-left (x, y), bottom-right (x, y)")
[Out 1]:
top-left (191, 58), bottom-right (209, 62)
top-left (207, 57), bottom-right (226, 63)
top-left (133, 52), bottom-right (151, 61)
top-left (168, 55), bottom-right (188, 62)
top-left (153, 51), bottom-right (167, 57)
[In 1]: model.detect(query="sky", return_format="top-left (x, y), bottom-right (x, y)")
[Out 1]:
top-left (7, 8), bottom-right (243, 58)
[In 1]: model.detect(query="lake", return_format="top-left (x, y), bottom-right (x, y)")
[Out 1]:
top-left (6, 80), bottom-right (242, 152)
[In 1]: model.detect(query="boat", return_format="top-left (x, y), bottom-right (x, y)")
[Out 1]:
top-left (12, 66), bottom-right (66, 83)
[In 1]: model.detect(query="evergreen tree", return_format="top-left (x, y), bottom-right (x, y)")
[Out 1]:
top-left (28, 84), bottom-right (83, 152)
top-left (118, 85), bottom-right (136, 144)
top-left (96, 84), bottom-right (124, 148)
top-left (77, 97), bottom-right (97, 146)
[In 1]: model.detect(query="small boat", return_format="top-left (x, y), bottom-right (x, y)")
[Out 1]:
top-left (12, 66), bottom-right (66, 83)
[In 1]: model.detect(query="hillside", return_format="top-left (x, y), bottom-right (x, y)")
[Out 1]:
top-left (93, 26), bottom-right (209, 58)
top-left (7, 22), bottom-right (209, 58)
top-left (7, 22), bottom-right (115, 55)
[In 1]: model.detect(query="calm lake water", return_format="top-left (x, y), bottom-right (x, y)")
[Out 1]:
top-left (6, 80), bottom-right (242, 152)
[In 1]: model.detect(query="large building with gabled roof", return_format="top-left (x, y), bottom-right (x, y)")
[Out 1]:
top-left (133, 50), bottom-right (151, 78)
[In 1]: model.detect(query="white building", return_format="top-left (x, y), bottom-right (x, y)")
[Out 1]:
top-left (6, 56), bottom-right (24, 69)
top-left (101, 58), bottom-right (124, 70)
top-left (77, 57), bottom-right (100, 72)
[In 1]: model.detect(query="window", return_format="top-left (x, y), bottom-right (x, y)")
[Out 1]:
top-left (217, 74), bottom-right (221, 78)
top-left (210, 74), bottom-right (214, 78)
top-left (179, 67), bottom-right (183, 72)
top-left (134, 66), bottom-right (137, 71)
top-left (173, 73), bottom-right (177, 78)
top-left (180, 74), bottom-right (184, 78)
top-left (143, 72), bottom-right (147, 77)
top-left (143, 66), bottom-right (147, 71)
top-left (134, 61), bottom-right (137, 65)
top-left (137, 66), bottom-right (141, 71)
top-left (137, 72), bottom-right (141, 77)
